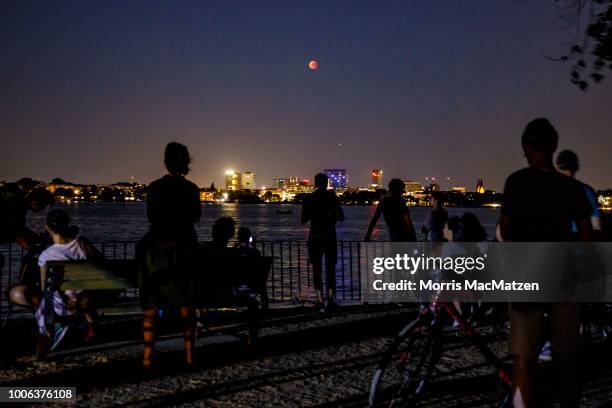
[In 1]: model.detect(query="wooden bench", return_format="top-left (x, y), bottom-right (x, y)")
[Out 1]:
top-left (44, 255), bottom-right (272, 343)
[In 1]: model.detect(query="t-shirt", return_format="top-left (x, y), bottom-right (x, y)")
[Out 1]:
top-left (38, 237), bottom-right (90, 267)
top-left (147, 175), bottom-right (201, 243)
top-left (379, 196), bottom-right (416, 241)
top-left (423, 208), bottom-right (449, 242)
top-left (301, 189), bottom-right (344, 239)
top-left (501, 168), bottom-right (591, 241)
top-left (572, 183), bottom-right (600, 234)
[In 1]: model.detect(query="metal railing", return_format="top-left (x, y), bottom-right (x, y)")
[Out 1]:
top-left (0, 240), bottom-right (372, 319)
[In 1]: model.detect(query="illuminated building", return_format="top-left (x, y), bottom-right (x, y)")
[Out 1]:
top-left (371, 169), bottom-right (383, 187)
top-left (475, 178), bottom-right (485, 194)
top-left (403, 181), bottom-right (423, 195)
top-left (241, 171), bottom-right (256, 190)
top-left (324, 169), bottom-right (348, 189)
top-left (451, 186), bottom-right (467, 193)
top-left (273, 177), bottom-right (313, 193)
top-left (225, 170), bottom-right (242, 191)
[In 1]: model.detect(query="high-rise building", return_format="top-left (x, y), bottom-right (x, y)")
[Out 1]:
top-left (241, 171), bottom-right (256, 190)
top-left (225, 170), bottom-right (242, 191)
top-left (371, 169), bottom-right (383, 187)
top-left (324, 169), bottom-right (348, 189)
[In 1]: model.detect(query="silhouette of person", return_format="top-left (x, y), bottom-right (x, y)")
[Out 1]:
top-left (556, 149), bottom-right (602, 239)
top-left (499, 118), bottom-right (592, 408)
top-left (138, 142), bottom-right (201, 369)
top-left (422, 191), bottom-right (448, 241)
top-left (364, 178), bottom-right (416, 242)
top-left (205, 216), bottom-right (236, 253)
top-left (234, 227), bottom-right (261, 258)
top-left (301, 173), bottom-right (345, 311)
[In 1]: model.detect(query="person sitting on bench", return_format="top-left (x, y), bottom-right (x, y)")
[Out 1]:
top-left (8, 209), bottom-right (100, 358)
top-left (234, 227), bottom-right (261, 258)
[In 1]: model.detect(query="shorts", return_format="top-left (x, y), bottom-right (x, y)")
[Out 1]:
top-left (307, 238), bottom-right (338, 265)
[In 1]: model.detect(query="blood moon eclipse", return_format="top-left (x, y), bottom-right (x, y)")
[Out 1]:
top-left (308, 60), bottom-right (318, 70)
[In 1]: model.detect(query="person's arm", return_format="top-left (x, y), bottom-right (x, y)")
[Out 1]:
top-left (422, 212), bottom-right (432, 234)
top-left (499, 175), bottom-right (515, 241)
top-left (191, 184), bottom-right (202, 223)
top-left (40, 265), bottom-right (47, 291)
top-left (300, 197), bottom-right (310, 224)
top-left (146, 184), bottom-right (157, 224)
top-left (364, 205), bottom-right (382, 241)
top-left (574, 182), bottom-right (594, 242)
top-left (336, 198), bottom-right (345, 223)
top-left (403, 212), bottom-right (416, 239)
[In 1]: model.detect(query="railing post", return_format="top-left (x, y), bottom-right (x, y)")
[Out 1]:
top-left (357, 241), bottom-right (362, 302)
top-left (280, 241), bottom-right (284, 301)
top-left (288, 241), bottom-right (293, 301)
top-left (349, 241), bottom-right (354, 300)
top-left (340, 241), bottom-right (345, 301)
top-left (271, 242), bottom-right (275, 301)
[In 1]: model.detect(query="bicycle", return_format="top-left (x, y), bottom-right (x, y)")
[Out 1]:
top-left (368, 297), bottom-right (512, 407)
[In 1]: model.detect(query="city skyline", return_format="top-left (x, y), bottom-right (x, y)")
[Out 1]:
top-left (2, 1), bottom-right (612, 191)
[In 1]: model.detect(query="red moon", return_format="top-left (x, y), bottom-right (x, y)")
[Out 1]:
top-left (308, 60), bottom-right (318, 70)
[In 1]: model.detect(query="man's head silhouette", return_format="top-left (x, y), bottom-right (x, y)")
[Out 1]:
top-left (521, 118), bottom-right (558, 167)
top-left (388, 179), bottom-right (405, 197)
top-left (314, 173), bottom-right (328, 190)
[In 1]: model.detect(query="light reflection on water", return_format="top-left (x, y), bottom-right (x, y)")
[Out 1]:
top-left (26, 203), bottom-right (501, 242)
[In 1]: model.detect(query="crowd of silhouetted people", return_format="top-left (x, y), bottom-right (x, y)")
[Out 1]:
top-left (1, 118), bottom-right (609, 408)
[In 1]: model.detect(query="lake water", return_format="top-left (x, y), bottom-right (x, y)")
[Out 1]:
top-left (25, 203), bottom-right (501, 242)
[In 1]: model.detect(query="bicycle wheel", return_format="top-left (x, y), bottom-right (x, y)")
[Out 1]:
top-left (369, 315), bottom-right (436, 407)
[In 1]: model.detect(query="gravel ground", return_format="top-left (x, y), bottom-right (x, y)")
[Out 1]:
top-left (1, 305), bottom-right (611, 407)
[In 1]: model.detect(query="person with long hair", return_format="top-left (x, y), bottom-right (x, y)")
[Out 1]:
top-left (138, 142), bottom-right (201, 369)
top-left (422, 191), bottom-right (448, 241)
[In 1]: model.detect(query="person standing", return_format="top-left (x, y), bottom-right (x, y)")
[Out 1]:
top-left (364, 178), bottom-right (416, 242)
top-left (499, 118), bottom-right (592, 408)
top-left (138, 142), bottom-right (201, 369)
top-left (421, 191), bottom-right (448, 241)
top-left (0, 184), bottom-right (54, 361)
top-left (556, 149), bottom-right (602, 239)
top-left (301, 173), bottom-right (345, 311)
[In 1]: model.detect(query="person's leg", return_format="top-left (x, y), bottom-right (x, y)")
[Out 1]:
top-left (550, 302), bottom-right (581, 408)
top-left (180, 306), bottom-right (195, 365)
top-left (76, 293), bottom-right (96, 341)
top-left (8, 284), bottom-right (35, 307)
top-left (142, 308), bottom-right (157, 368)
top-left (510, 305), bottom-right (545, 407)
top-left (324, 240), bottom-right (337, 301)
top-left (308, 240), bottom-right (324, 304)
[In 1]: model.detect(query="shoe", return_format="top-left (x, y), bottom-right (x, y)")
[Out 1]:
top-left (50, 324), bottom-right (70, 351)
top-left (314, 302), bottom-right (326, 313)
top-left (326, 299), bottom-right (340, 312)
top-left (538, 341), bottom-right (552, 362)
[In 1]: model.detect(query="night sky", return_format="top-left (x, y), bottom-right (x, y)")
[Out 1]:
top-left (2, 0), bottom-right (611, 191)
